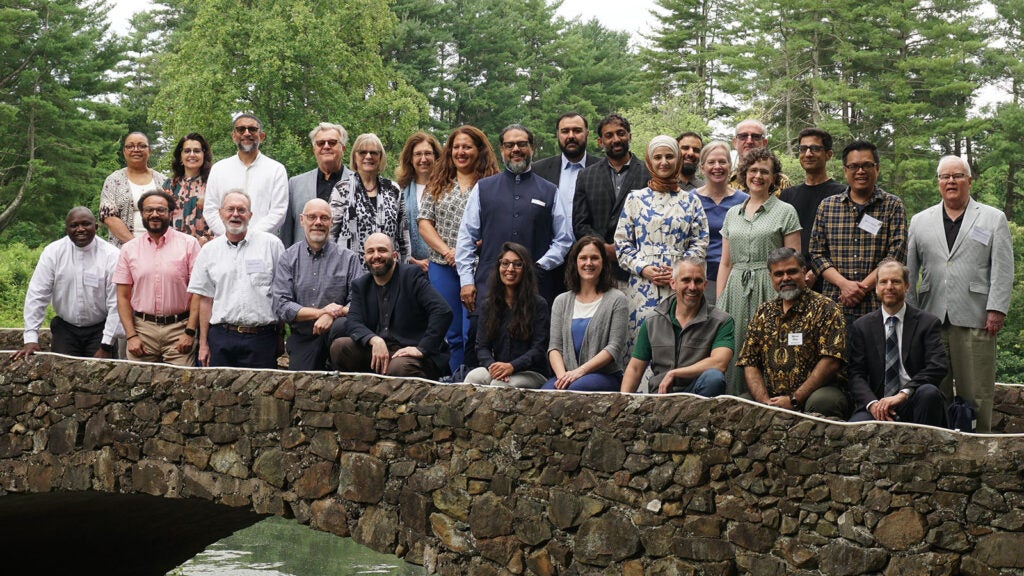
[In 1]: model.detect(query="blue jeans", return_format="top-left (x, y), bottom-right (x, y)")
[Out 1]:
top-left (429, 262), bottom-right (469, 374)
top-left (541, 371), bottom-right (623, 392)
top-left (678, 368), bottom-right (727, 397)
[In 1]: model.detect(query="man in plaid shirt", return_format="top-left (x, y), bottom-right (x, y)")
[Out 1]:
top-left (809, 140), bottom-right (906, 327)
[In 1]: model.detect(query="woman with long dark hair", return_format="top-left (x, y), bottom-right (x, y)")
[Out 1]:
top-left (541, 236), bottom-right (628, 392)
top-left (163, 132), bottom-right (214, 244)
top-left (463, 242), bottom-right (550, 388)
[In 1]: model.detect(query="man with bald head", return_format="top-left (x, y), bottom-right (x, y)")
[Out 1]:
top-left (13, 207), bottom-right (121, 361)
top-left (730, 119), bottom-right (790, 192)
top-left (331, 233), bottom-right (452, 379)
top-left (272, 199), bottom-right (362, 370)
top-left (907, 155), bottom-right (1014, 432)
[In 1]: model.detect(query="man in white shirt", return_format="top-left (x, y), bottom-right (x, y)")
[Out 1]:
top-left (190, 189), bottom-right (285, 368)
top-left (203, 114), bottom-right (289, 237)
top-left (13, 207), bottom-right (121, 360)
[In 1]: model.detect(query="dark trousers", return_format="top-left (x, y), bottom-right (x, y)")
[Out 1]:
top-left (287, 318), bottom-right (347, 371)
top-left (849, 383), bottom-right (948, 427)
top-left (208, 324), bottom-right (278, 369)
top-left (330, 337), bottom-right (440, 379)
top-left (50, 316), bottom-right (104, 357)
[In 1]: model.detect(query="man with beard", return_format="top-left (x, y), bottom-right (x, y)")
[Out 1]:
top-left (13, 207), bottom-right (121, 361)
top-left (114, 191), bottom-right (201, 365)
top-left (272, 199), bottom-right (362, 371)
top-left (330, 233), bottom-right (452, 378)
top-left (737, 247), bottom-right (850, 419)
top-left (532, 112), bottom-right (602, 225)
top-left (572, 113), bottom-right (650, 280)
top-left (620, 257), bottom-right (733, 396)
top-left (456, 123), bottom-right (572, 308)
top-left (676, 132), bottom-right (705, 191)
top-left (280, 122), bottom-right (351, 247)
top-left (204, 113), bottom-right (289, 237)
top-left (189, 190), bottom-right (284, 368)
top-left (729, 119), bottom-right (790, 193)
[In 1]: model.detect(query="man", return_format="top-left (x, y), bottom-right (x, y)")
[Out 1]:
top-left (810, 140), bottom-right (906, 326)
top-left (532, 112), bottom-right (601, 225)
top-left (204, 114), bottom-right (289, 237)
top-left (848, 259), bottom-right (948, 426)
top-left (12, 207), bottom-right (121, 361)
top-left (189, 190), bottom-right (285, 368)
top-left (456, 123), bottom-right (573, 308)
top-left (621, 257), bottom-right (733, 396)
top-left (738, 248), bottom-right (850, 419)
top-left (330, 233), bottom-right (452, 379)
top-left (280, 122), bottom-right (351, 247)
top-left (272, 199), bottom-right (362, 371)
top-left (676, 132), bottom-right (705, 191)
top-left (907, 156), bottom-right (1014, 433)
top-left (573, 114), bottom-right (651, 279)
top-left (729, 119), bottom-right (790, 191)
top-left (114, 191), bottom-right (201, 365)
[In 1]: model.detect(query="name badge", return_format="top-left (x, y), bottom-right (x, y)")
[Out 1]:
top-left (858, 214), bottom-right (882, 236)
top-left (788, 332), bottom-right (804, 346)
top-left (531, 198), bottom-right (546, 207)
top-left (969, 226), bottom-right (992, 246)
top-left (245, 259), bottom-right (266, 274)
top-left (83, 272), bottom-right (101, 288)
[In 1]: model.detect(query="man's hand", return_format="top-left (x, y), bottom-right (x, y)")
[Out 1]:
top-left (869, 393), bottom-right (907, 421)
top-left (312, 313), bottom-right (334, 335)
top-left (838, 278), bottom-right (869, 306)
top-left (488, 362), bottom-right (514, 382)
top-left (322, 303), bottom-right (346, 318)
top-left (392, 346), bottom-right (423, 359)
top-left (766, 395), bottom-right (798, 410)
top-left (985, 311), bottom-right (1006, 337)
top-left (10, 343), bottom-right (41, 362)
top-left (411, 257), bottom-right (429, 272)
top-left (804, 270), bottom-right (817, 286)
top-left (370, 337), bottom-right (390, 374)
top-left (657, 371), bottom-right (677, 394)
top-left (93, 347), bottom-right (112, 359)
top-left (460, 285), bottom-right (477, 313)
top-left (126, 335), bottom-right (147, 357)
top-left (174, 333), bottom-right (195, 354)
top-left (198, 342), bottom-right (211, 367)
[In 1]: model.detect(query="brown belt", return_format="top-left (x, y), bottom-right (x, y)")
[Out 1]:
top-left (134, 311), bottom-right (189, 325)
top-left (218, 323), bottom-right (277, 335)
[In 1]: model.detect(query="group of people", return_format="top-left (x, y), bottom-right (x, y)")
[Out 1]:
top-left (13, 112), bottom-right (1013, 433)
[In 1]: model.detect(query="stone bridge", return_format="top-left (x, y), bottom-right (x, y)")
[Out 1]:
top-left (3, 346), bottom-right (1024, 575)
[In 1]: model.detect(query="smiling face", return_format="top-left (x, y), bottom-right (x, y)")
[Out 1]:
top-left (938, 157), bottom-right (972, 212)
top-left (500, 128), bottom-right (533, 174)
top-left (312, 128), bottom-right (344, 174)
top-left (576, 242), bottom-right (604, 286)
top-left (220, 192), bottom-right (252, 239)
top-left (364, 233), bottom-right (397, 278)
top-left (180, 139), bottom-right (205, 177)
top-left (123, 133), bottom-right (150, 169)
top-left (598, 120), bottom-right (630, 161)
top-left (498, 250), bottom-right (525, 289)
top-left (797, 135), bottom-right (832, 174)
top-left (300, 199), bottom-right (332, 247)
top-left (670, 261), bottom-right (706, 309)
top-left (65, 208), bottom-right (97, 248)
top-left (451, 132), bottom-right (480, 175)
top-left (355, 143), bottom-right (382, 178)
top-left (700, 147), bottom-right (731, 184)
top-left (650, 146), bottom-right (678, 180)
top-left (733, 120), bottom-right (766, 155)
top-left (875, 262), bottom-right (907, 311)
top-left (843, 149), bottom-right (879, 196)
top-left (231, 117), bottom-right (264, 153)
top-left (141, 194), bottom-right (171, 235)
top-left (769, 257), bottom-right (807, 301)
top-left (745, 159), bottom-right (776, 196)
top-left (412, 140), bottom-right (436, 182)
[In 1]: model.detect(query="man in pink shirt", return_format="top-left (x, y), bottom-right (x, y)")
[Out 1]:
top-left (114, 190), bottom-right (201, 365)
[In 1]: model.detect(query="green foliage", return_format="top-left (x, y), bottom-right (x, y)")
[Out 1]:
top-left (0, 243), bottom-right (45, 328)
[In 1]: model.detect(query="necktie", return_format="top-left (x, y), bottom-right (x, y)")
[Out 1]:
top-left (884, 316), bottom-right (900, 397)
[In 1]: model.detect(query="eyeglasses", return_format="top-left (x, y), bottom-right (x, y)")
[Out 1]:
top-left (938, 173), bottom-right (968, 182)
top-left (234, 125), bottom-right (260, 134)
top-left (844, 162), bottom-right (878, 172)
top-left (124, 144), bottom-right (149, 151)
top-left (222, 207), bottom-right (249, 214)
top-left (356, 150), bottom-right (381, 157)
top-left (736, 133), bottom-right (764, 141)
top-left (315, 139), bottom-right (339, 148)
top-left (302, 214), bottom-right (331, 223)
top-left (412, 151), bottom-right (435, 159)
top-left (798, 145), bottom-right (827, 154)
top-left (500, 141), bottom-right (531, 151)
top-left (498, 259), bottom-right (524, 270)
top-left (141, 207), bottom-right (168, 215)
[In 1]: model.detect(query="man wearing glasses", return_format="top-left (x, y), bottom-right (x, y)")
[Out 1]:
top-left (810, 140), bottom-right (907, 329)
top-left (204, 113), bottom-right (289, 237)
top-left (280, 122), bottom-right (352, 247)
top-left (729, 119), bottom-right (791, 192)
top-left (906, 156), bottom-right (1013, 432)
top-left (114, 191), bottom-right (201, 365)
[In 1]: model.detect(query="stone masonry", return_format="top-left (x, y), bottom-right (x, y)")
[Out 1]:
top-left (2, 349), bottom-right (1024, 574)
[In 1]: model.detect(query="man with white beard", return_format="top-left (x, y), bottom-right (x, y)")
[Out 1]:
top-left (737, 247), bottom-right (850, 419)
top-left (203, 114), bottom-right (289, 236)
top-left (189, 190), bottom-right (285, 368)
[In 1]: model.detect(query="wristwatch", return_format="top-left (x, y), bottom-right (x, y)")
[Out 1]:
top-left (790, 396), bottom-right (802, 411)
top-left (184, 327), bottom-right (197, 337)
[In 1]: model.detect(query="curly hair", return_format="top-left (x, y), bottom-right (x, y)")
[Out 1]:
top-left (564, 236), bottom-right (614, 293)
top-left (170, 132), bottom-right (213, 182)
top-left (736, 148), bottom-right (782, 194)
top-left (425, 125), bottom-right (500, 202)
top-left (394, 131), bottom-right (442, 189)
top-left (481, 242), bottom-right (538, 342)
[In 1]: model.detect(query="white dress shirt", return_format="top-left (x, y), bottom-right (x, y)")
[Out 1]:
top-left (23, 236), bottom-right (122, 345)
top-left (204, 152), bottom-right (289, 236)
top-left (188, 231), bottom-right (284, 326)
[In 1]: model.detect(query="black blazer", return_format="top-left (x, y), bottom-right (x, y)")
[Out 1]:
top-left (532, 152), bottom-right (603, 187)
top-left (847, 303), bottom-right (948, 411)
top-left (572, 154), bottom-right (650, 243)
top-left (346, 262), bottom-right (453, 372)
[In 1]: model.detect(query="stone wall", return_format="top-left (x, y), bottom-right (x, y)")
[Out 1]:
top-left (2, 350), bottom-right (1024, 574)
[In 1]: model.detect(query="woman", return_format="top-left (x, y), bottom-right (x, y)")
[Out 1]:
top-left (163, 132), bottom-right (213, 244)
top-left (615, 135), bottom-right (709, 346)
top-left (542, 236), bottom-right (629, 392)
top-left (99, 132), bottom-right (167, 247)
top-left (464, 242), bottom-right (550, 388)
top-left (395, 131), bottom-right (441, 272)
top-left (417, 126), bottom-right (500, 376)
top-left (718, 147), bottom-right (801, 395)
top-left (695, 141), bottom-right (748, 305)
top-left (330, 133), bottom-right (409, 260)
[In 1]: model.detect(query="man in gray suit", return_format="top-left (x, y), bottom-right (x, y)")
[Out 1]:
top-left (907, 155), bottom-right (1014, 432)
top-left (280, 122), bottom-right (352, 247)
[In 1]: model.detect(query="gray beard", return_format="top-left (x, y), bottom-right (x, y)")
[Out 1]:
top-left (237, 141), bottom-right (259, 153)
top-left (506, 157), bottom-right (530, 174)
top-left (779, 287), bottom-right (803, 301)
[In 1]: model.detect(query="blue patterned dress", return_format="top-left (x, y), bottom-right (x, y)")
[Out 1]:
top-left (614, 187), bottom-right (709, 351)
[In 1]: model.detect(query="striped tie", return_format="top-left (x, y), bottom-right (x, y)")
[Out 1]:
top-left (884, 316), bottom-right (900, 397)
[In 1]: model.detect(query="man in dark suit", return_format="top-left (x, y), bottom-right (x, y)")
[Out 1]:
top-left (572, 113), bottom-right (650, 279)
top-left (280, 122), bottom-right (352, 247)
top-left (330, 233), bottom-right (452, 379)
top-left (848, 258), bottom-right (948, 426)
